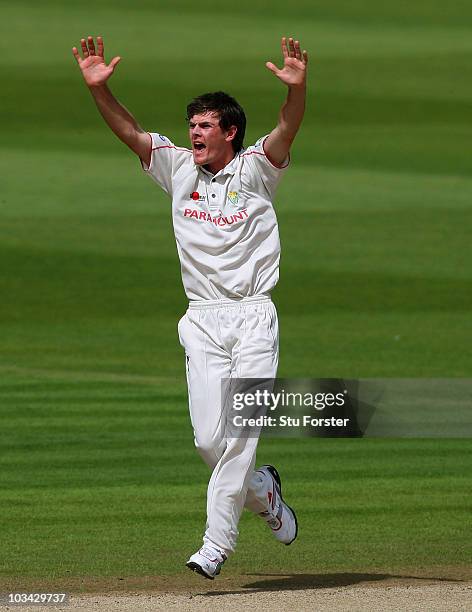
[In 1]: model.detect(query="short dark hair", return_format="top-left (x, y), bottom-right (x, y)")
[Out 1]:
top-left (186, 91), bottom-right (246, 153)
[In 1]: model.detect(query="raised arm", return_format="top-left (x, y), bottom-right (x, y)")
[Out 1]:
top-left (72, 36), bottom-right (151, 165)
top-left (264, 37), bottom-right (308, 167)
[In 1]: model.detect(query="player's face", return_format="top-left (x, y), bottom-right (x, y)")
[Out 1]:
top-left (189, 112), bottom-right (235, 171)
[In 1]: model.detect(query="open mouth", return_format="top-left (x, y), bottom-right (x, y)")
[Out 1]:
top-left (193, 143), bottom-right (206, 151)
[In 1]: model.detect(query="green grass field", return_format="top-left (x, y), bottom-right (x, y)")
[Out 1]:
top-left (1, 0), bottom-right (471, 586)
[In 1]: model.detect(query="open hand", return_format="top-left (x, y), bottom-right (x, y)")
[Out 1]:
top-left (72, 36), bottom-right (121, 87)
top-left (266, 37), bottom-right (308, 88)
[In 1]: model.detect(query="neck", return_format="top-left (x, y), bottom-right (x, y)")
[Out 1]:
top-left (205, 150), bottom-right (237, 175)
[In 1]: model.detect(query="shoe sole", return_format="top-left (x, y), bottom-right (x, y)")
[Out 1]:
top-left (261, 464), bottom-right (299, 545)
top-left (186, 561), bottom-right (215, 580)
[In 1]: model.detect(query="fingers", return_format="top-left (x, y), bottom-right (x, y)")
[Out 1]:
top-left (265, 61), bottom-right (280, 76)
top-left (80, 38), bottom-right (89, 58)
top-left (281, 37), bottom-right (308, 64)
top-left (76, 36), bottom-right (103, 60)
top-left (281, 37), bottom-right (288, 59)
top-left (97, 36), bottom-right (104, 57)
top-left (109, 56), bottom-right (121, 71)
top-left (288, 37), bottom-right (296, 58)
top-left (87, 35), bottom-right (96, 55)
top-left (287, 37), bottom-right (300, 60)
top-left (72, 46), bottom-right (82, 65)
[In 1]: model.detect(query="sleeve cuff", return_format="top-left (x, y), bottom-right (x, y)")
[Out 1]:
top-left (262, 135), bottom-right (290, 169)
top-left (139, 132), bottom-right (153, 172)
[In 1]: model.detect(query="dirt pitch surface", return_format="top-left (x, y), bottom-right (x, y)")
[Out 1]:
top-left (3, 570), bottom-right (471, 612)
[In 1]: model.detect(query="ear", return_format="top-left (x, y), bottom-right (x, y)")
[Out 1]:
top-left (225, 125), bottom-right (237, 142)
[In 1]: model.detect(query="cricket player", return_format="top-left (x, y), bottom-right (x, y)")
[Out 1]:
top-left (72, 35), bottom-right (308, 579)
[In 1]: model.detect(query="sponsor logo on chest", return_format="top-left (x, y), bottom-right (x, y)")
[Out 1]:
top-left (189, 191), bottom-right (206, 203)
top-left (182, 208), bottom-right (249, 227)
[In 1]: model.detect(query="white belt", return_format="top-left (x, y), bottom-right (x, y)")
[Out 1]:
top-left (188, 294), bottom-right (271, 310)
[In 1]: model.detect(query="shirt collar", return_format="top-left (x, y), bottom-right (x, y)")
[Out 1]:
top-left (198, 151), bottom-right (241, 179)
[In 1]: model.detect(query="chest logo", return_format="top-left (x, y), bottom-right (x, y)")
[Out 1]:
top-left (227, 191), bottom-right (239, 206)
top-left (190, 191), bottom-right (206, 203)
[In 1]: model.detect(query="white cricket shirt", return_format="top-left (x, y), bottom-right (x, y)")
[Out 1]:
top-left (142, 133), bottom-right (288, 301)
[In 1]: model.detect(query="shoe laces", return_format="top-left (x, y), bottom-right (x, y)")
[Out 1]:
top-left (259, 510), bottom-right (281, 530)
top-left (200, 547), bottom-right (225, 563)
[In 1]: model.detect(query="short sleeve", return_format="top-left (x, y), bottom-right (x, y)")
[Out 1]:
top-left (241, 135), bottom-right (290, 198)
top-left (141, 133), bottom-right (191, 197)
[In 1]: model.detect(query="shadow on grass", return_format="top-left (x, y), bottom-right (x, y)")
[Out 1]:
top-left (200, 572), bottom-right (464, 596)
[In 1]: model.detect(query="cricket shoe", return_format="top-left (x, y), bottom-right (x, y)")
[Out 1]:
top-left (186, 546), bottom-right (227, 580)
top-left (257, 464), bottom-right (298, 545)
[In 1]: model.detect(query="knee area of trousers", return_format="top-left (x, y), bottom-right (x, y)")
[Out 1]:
top-left (194, 435), bottom-right (225, 464)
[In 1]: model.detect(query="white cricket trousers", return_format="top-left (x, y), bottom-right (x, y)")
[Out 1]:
top-left (178, 295), bottom-right (279, 556)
